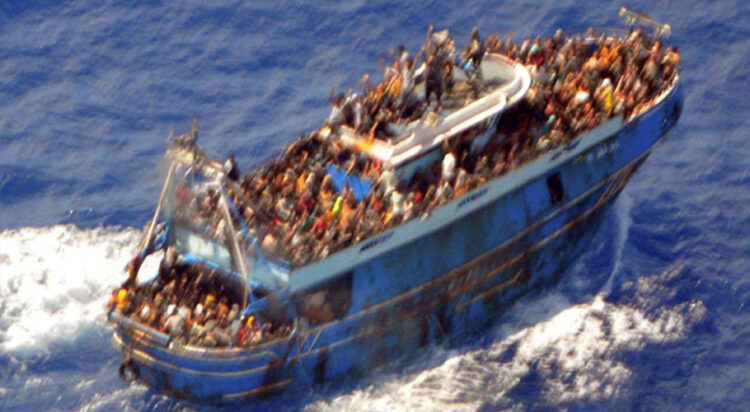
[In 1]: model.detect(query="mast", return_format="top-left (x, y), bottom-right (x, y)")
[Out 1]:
top-left (139, 161), bottom-right (177, 256)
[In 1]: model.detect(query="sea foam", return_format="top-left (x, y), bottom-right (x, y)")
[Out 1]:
top-left (306, 269), bottom-right (704, 411)
top-left (0, 225), bottom-right (158, 354)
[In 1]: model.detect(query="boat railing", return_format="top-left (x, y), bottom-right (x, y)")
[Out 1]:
top-left (577, 28), bottom-right (632, 42)
top-left (109, 310), bottom-right (172, 348)
top-left (573, 26), bottom-right (668, 46)
top-left (110, 308), bottom-right (297, 359)
top-left (618, 6), bottom-right (671, 37)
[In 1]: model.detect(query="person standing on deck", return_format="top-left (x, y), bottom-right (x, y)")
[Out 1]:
top-left (465, 26), bottom-right (485, 96)
top-left (442, 150), bottom-right (457, 183)
top-left (424, 55), bottom-right (443, 108)
top-left (423, 25), bottom-right (445, 108)
top-left (224, 154), bottom-right (240, 181)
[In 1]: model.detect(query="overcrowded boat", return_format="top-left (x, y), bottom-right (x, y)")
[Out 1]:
top-left (107, 8), bottom-right (683, 403)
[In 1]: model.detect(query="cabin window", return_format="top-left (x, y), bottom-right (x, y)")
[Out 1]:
top-left (296, 272), bottom-right (353, 325)
top-left (547, 172), bottom-right (565, 205)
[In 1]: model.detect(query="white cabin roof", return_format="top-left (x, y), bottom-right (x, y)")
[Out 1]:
top-left (337, 53), bottom-right (531, 168)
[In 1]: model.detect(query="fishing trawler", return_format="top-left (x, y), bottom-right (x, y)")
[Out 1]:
top-left (108, 8), bottom-right (683, 403)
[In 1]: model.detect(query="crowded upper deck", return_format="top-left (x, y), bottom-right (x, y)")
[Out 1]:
top-left (109, 25), bottom-right (680, 349)
top-left (184, 26), bottom-right (679, 268)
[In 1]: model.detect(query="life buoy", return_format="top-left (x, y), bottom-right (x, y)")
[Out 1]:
top-left (118, 360), bottom-right (138, 383)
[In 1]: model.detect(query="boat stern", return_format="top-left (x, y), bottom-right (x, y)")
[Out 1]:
top-left (108, 311), bottom-right (294, 404)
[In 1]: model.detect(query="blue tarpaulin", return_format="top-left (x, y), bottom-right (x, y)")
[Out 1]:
top-left (326, 165), bottom-right (373, 202)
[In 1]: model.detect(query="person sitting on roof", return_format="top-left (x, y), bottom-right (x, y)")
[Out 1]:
top-left (397, 57), bottom-right (416, 111)
top-left (424, 54), bottom-right (443, 106)
top-left (353, 98), bottom-right (364, 131)
top-left (528, 41), bottom-right (545, 66)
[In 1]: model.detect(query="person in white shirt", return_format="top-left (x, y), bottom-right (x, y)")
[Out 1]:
top-left (442, 151), bottom-right (456, 182)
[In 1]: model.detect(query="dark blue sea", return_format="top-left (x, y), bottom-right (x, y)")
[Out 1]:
top-left (1, 1), bottom-right (748, 410)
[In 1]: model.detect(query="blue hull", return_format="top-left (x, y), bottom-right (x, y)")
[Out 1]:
top-left (112, 80), bottom-right (684, 403)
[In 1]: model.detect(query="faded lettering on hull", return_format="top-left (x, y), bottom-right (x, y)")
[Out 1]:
top-left (359, 232), bottom-right (394, 253)
top-left (457, 187), bottom-right (489, 209)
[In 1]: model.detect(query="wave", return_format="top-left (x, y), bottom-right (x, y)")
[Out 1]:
top-left (0, 225), bottom-right (158, 355)
top-left (605, 191), bottom-right (633, 294)
top-left (306, 266), bottom-right (704, 411)
top-left (0, 203), bottom-right (704, 410)
top-left (305, 195), bottom-right (704, 410)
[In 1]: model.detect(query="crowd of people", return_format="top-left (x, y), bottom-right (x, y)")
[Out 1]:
top-left (489, 27), bottom-right (680, 148)
top-left (326, 25), bottom-right (489, 140)
top-left (112, 26), bottom-right (680, 349)
top-left (175, 26), bottom-right (679, 269)
top-left (109, 254), bottom-right (293, 347)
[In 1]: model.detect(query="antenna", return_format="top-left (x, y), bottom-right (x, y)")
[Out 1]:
top-left (191, 117), bottom-right (200, 143)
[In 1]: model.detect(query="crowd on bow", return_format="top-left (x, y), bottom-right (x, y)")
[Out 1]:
top-left (486, 27), bottom-right (680, 151)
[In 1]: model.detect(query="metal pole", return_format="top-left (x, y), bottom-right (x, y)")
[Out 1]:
top-left (218, 183), bottom-right (251, 308)
top-left (139, 161), bottom-right (178, 254)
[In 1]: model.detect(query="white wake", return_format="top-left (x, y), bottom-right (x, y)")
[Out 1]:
top-left (0, 212), bottom-right (702, 410)
top-left (0, 225), bottom-right (157, 354)
top-left (307, 270), bottom-right (703, 411)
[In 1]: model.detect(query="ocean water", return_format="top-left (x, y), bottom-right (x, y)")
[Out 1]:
top-left (1, 0), bottom-right (748, 410)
